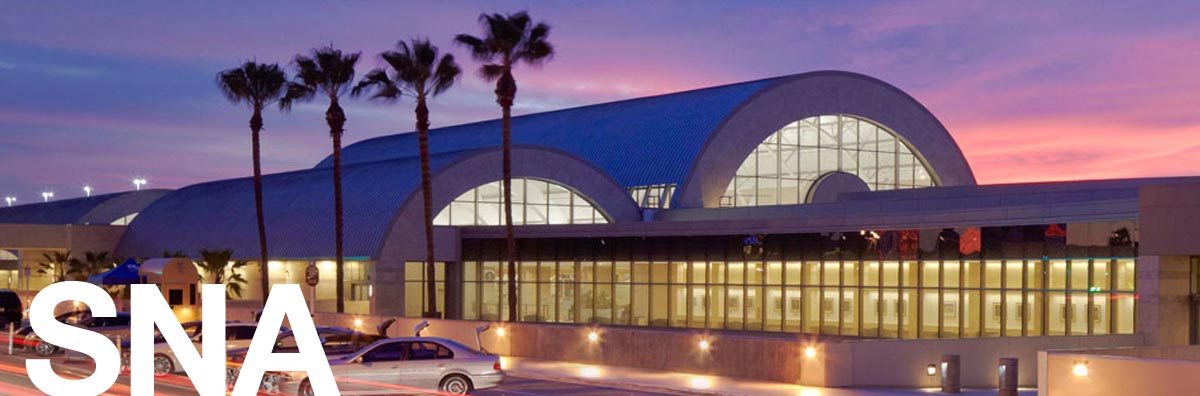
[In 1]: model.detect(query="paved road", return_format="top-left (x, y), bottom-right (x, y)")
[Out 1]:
top-left (476, 376), bottom-right (687, 396)
top-left (0, 349), bottom-right (683, 396)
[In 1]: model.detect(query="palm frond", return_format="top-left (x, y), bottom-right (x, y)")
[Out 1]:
top-left (480, 64), bottom-right (506, 81)
top-left (217, 61), bottom-right (288, 108)
top-left (361, 39), bottom-right (460, 100)
top-left (352, 69), bottom-right (402, 101)
top-left (457, 11), bottom-right (554, 80)
top-left (280, 82), bottom-right (316, 111)
top-left (431, 54), bottom-right (461, 96)
top-left (454, 34), bottom-right (492, 62)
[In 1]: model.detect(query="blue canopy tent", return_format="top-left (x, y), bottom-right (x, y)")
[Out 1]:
top-left (88, 258), bottom-right (141, 285)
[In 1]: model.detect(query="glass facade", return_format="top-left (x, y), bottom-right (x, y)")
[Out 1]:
top-left (457, 221), bottom-right (1138, 339)
top-left (263, 259), bottom-right (374, 314)
top-left (721, 114), bottom-right (937, 207)
top-left (628, 184), bottom-right (676, 210)
top-left (403, 261), bottom-right (447, 317)
top-left (433, 178), bottom-right (609, 226)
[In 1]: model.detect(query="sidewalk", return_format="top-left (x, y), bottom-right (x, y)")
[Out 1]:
top-left (500, 356), bottom-right (1035, 396)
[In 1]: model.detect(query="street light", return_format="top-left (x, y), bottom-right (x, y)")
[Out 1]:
top-left (132, 178), bottom-right (147, 191)
top-left (83, 185), bottom-right (92, 197)
top-left (41, 191), bottom-right (54, 202)
top-left (3, 196), bottom-right (14, 207)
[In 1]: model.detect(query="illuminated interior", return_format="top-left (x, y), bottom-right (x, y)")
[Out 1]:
top-left (722, 114), bottom-right (938, 207)
top-left (433, 178), bottom-right (610, 226)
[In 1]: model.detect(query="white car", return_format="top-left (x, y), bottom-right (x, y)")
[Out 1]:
top-left (272, 337), bottom-right (504, 395)
top-left (125, 322), bottom-right (276, 375)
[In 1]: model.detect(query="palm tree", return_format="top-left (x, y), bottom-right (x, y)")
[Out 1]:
top-left (66, 251), bottom-right (114, 282)
top-left (456, 12), bottom-right (554, 322)
top-left (282, 47), bottom-right (360, 313)
top-left (353, 39), bottom-right (461, 319)
top-left (196, 249), bottom-right (251, 299)
top-left (38, 251), bottom-right (71, 283)
top-left (217, 62), bottom-right (288, 305)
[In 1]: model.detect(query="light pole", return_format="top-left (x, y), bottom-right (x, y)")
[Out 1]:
top-left (41, 192), bottom-right (54, 202)
top-left (83, 185), bottom-right (92, 197)
top-left (132, 178), bottom-right (147, 191)
top-left (3, 196), bottom-right (13, 207)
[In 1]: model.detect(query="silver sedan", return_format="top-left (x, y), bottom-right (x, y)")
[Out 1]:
top-left (274, 337), bottom-right (504, 395)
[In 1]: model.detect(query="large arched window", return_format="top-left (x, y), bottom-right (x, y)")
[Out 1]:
top-left (721, 114), bottom-right (938, 207)
top-left (433, 178), bottom-right (610, 226)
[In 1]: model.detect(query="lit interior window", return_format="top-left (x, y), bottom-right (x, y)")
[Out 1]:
top-left (721, 114), bottom-right (938, 207)
top-left (433, 178), bottom-right (610, 226)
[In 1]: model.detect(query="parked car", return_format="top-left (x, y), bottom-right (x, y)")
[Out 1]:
top-left (0, 291), bottom-right (23, 327)
top-left (265, 337), bottom-right (504, 395)
top-left (120, 321), bottom-right (281, 376)
top-left (16, 309), bottom-right (90, 348)
top-left (226, 327), bottom-right (387, 392)
top-left (26, 312), bottom-right (131, 356)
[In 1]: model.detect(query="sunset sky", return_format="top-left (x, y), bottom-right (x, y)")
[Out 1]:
top-left (2, 1), bottom-right (1199, 200)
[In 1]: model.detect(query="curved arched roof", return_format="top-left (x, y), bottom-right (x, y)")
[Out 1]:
top-left (119, 70), bottom-right (974, 260)
top-left (117, 146), bottom-right (637, 260)
top-left (323, 71), bottom-right (974, 209)
top-left (0, 189), bottom-right (169, 225)
top-left (318, 76), bottom-right (784, 187)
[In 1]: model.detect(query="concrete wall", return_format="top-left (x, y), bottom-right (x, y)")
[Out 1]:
top-left (373, 226), bottom-right (461, 317)
top-left (1139, 181), bottom-right (1200, 256)
top-left (226, 305), bottom-right (1148, 388)
top-left (1040, 347), bottom-right (1200, 396)
top-left (227, 305), bottom-right (814, 383)
top-left (1136, 255), bottom-right (1193, 346)
top-left (819, 334), bottom-right (1144, 388)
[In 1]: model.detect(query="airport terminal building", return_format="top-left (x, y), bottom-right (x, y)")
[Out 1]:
top-left (3, 71), bottom-right (1199, 386)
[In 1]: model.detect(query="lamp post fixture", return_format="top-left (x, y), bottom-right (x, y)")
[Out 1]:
top-left (83, 185), bottom-right (92, 197)
top-left (41, 191), bottom-right (54, 202)
top-left (4, 196), bottom-right (14, 207)
top-left (132, 178), bottom-right (147, 191)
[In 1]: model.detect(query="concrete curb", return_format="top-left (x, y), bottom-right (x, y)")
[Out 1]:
top-left (507, 370), bottom-right (728, 396)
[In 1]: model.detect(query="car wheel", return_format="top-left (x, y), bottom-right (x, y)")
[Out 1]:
top-left (153, 354), bottom-right (175, 376)
top-left (297, 379), bottom-right (314, 396)
top-left (440, 374), bottom-right (473, 395)
top-left (34, 341), bottom-right (58, 357)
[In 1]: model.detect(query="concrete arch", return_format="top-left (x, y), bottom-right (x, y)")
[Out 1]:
top-left (675, 71), bottom-right (976, 209)
top-left (79, 189), bottom-right (171, 225)
top-left (373, 145), bottom-right (641, 260)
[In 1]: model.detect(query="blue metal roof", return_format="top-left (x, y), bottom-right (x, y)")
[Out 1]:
top-left (0, 189), bottom-right (169, 225)
top-left (317, 76), bottom-right (786, 187)
top-left (116, 152), bottom-right (473, 260)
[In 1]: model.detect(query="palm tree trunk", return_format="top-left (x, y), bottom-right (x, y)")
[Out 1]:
top-left (497, 71), bottom-right (518, 323)
top-left (327, 100), bottom-right (347, 314)
top-left (416, 98), bottom-right (439, 318)
top-left (250, 106), bottom-right (270, 305)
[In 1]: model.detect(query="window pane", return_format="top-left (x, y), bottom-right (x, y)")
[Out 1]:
top-left (1115, 259), bottom-right (1136, 291)
top-left (1049, 260), bottom-right (1068, 289)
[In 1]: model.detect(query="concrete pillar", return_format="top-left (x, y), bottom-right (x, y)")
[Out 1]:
top-left (1138, 255), bottom-right (1193, 345)
top-left (373, 257), bottom-right (406, 317)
